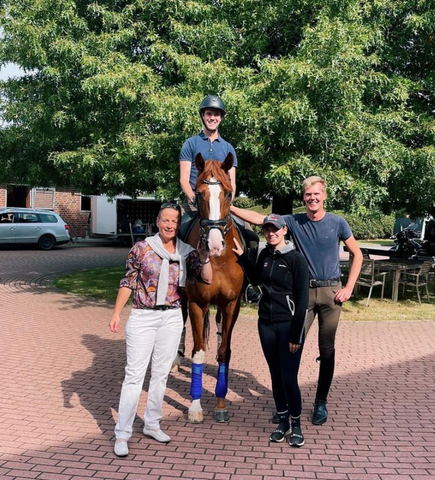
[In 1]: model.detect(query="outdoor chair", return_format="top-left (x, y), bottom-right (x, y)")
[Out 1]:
top-left (355, 258), bottom-right (388, 307)
top-left (398, 260), bottom-right (433, 304)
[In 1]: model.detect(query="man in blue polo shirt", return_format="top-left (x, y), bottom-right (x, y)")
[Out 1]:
top-left (179, 95), bottom-right (237, 212)
top-left (231, 176), bottom-right (363, 427)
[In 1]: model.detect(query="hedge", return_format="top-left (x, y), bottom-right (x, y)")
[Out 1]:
top-left (332, 211), bottom-right (395, 240)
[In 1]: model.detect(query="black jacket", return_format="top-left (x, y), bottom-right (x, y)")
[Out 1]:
top-left (238, 242), bottom-right (309, 344)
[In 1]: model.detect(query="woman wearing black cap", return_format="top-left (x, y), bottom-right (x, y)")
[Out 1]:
top-left (233, 213), bottom-right (309, 447)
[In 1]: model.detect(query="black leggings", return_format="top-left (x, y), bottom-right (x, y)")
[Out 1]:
top-left (258, 321), bottom-right (304, 418)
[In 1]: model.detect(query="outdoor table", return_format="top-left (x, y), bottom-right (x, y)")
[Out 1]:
top-left (374, 259), bottom-right (424, 303)
top-left (343, 245), bottom-right (401, 258)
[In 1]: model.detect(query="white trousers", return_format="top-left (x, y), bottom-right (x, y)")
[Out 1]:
top-left (115, 308), bottom-right (183, 439)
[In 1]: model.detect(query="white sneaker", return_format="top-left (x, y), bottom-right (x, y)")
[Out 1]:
top-left (114, 438), bottom-right (129, 457)
top-left (143, 426), bottom-right (171, 443)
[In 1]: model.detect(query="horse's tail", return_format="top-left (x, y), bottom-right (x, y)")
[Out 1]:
top-left (203, 308), bottom-right (210, 344)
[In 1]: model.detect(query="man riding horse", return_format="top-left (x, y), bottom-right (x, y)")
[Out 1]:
top-left (174, 96), bottom-right (259, 370)
top-left (179, 96), bottom-right (259, 256)
top-left (179, 95), bottom-right (237, 213)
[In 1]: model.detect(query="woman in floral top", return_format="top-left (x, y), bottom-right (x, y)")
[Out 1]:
top-left (110, 203), bottom-right (212, 457)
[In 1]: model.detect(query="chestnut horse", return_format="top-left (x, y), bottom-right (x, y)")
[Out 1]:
top-left (184, 153), bottom-right (244, 423)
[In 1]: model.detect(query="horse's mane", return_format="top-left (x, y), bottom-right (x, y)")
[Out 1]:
top-left (196, 160), bottom-right (232, 192)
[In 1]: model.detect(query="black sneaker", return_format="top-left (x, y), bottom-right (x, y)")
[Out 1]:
top-left (271, 411), bottom-right (280, 424)
top-left (270, 422), bottom-right (290, 443)
top-left (289, 425), bottom-right (305, 447)
top-left (312, 399), bottom-right (328, 425)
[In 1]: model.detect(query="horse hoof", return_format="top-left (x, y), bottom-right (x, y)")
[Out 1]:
top-left (214, 409), bottom-right (230, 423)
top-left (188, 411), bottom-right (204, 424)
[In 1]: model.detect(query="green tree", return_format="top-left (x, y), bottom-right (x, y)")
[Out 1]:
top-left (1, 0), bottom-right (434, 215)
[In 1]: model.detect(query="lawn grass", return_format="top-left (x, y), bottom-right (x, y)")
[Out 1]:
top-left (54, 266), bottom-right (434, 321)
top-left (360, 239), bottom-right (395, 246)
top-left (55, 267), bottom-right (123, 304)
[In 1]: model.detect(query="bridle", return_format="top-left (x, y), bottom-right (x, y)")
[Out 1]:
top-left (198, 178), bottom-right (232, 248)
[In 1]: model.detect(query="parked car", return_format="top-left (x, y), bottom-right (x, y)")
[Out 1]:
top-left (0, 208), bottom-right (70, 250)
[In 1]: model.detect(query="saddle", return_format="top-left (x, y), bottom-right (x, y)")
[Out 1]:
top-left (179, 210), bottom-right (199, 242)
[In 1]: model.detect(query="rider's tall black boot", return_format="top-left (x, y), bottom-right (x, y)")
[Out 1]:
top-left (245, 231), bottom-right (260, 303)
top-left (312, 350), bottom-right (335, 425)
top-left (171, 325), bottom-right (186, 372)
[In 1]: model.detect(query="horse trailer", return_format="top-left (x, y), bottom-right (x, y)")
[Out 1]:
top-left (89, 195), bottom-right (161, 245)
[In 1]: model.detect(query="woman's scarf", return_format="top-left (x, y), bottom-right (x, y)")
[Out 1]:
top-left (146, 233), bottom-right (195, 306)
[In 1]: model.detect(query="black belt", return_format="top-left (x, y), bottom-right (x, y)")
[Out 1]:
top-left (144, 305), bottom-right (178, 311)
top-left (309, 278), bottom-right (340, 288)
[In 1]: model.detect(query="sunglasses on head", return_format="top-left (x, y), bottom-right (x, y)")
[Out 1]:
top-left (159, 202), bottom-right (181, 213)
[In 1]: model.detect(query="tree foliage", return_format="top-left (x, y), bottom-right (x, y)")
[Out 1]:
top-left (1, 0), bottom-right (434, 215)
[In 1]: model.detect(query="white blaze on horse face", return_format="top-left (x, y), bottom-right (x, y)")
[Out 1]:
top-left (208, 178), bottom-right (221, 220)
top-left (207, 179), bottom-right (225, 256)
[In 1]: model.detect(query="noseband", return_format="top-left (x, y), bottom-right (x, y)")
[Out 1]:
top-left (198, 179), bottom-right (232, 247)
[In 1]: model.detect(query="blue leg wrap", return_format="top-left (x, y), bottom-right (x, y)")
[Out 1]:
top-left (190, 363), bottom-right (204, 400)
top-left (215, 362), bottom-right (229, 398)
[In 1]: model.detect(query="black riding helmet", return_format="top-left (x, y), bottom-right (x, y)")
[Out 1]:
top-left (199, 95), bottom-right (226, 117)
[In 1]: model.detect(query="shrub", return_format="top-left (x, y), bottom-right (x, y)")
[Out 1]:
top-left (232, 196), bottom-right (257, 209)
top-left (335, 211), bottom-right (395, 240)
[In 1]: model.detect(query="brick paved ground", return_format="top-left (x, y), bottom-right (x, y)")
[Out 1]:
top-left (1, 243), bottom-right (435, 480)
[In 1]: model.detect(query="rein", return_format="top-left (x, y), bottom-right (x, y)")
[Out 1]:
top-left (202, 179), bottom-right (221, 186)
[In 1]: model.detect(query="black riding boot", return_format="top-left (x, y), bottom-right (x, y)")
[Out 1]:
top-left (312, 350), bottom-right (335, 425)
top-left (177, 325), bottom-right (186, 358)
top-left (245, 232), bottom-right (260, 304)
top-left (171, 326), bottom-right (186, 372)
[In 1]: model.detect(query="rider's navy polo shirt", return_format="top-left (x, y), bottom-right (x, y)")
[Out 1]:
top-left (179, 131), bottom-right (238, 190)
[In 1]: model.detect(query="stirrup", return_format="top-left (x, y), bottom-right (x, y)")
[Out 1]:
top-left (245, 284), bottom-right (262, 304)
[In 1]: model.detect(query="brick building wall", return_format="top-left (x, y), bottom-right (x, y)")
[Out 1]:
top-left (0, 187), bottom-right (6, 208)
top-left (51, 188), bottom-right (90, 238)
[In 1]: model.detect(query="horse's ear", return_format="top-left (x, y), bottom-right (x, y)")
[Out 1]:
top-left (221, 152), bottom-right (234, 172)
top-left (195, 153), bottom-right (205, 173)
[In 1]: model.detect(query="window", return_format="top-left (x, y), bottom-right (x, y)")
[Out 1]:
top-left (39, 213), bottom-right (58, 223)
top-left (81, 195), bottom-right (91, 211)
top-left (0, 213), bottom-right (14, 223)
top-left (17, 213), bottom-right (40, 223)
top-left (81, 191), bottom-right (99, 211)
top-left (32, 187), bottom-right (55, 209)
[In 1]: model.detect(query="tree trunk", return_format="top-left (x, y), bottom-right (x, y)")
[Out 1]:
top-left (272, 194), bottom-right (293, 215)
